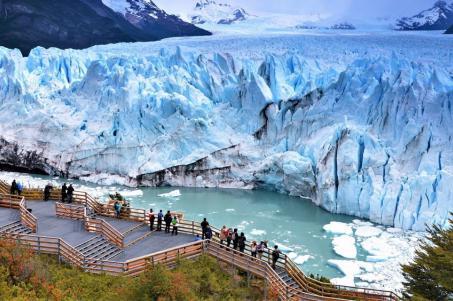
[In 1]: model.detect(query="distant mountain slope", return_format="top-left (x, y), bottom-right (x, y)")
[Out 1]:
top-left (189, 0), bottom-right (250, 25)
top-left (395, 0), bottom-right (453, 30)
top-left (0, 0), bottom-right (210, 56)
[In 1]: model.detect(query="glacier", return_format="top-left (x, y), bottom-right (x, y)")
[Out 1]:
top-left (0, 33), bottom-right (452, 231)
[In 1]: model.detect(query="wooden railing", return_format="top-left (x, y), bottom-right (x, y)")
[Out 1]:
top-left (85, 217), bottom-right (124, 248)
top-left (55, 202), bottom-right (86, 220)
top-left (0, 180), bottom-right (399, 300)
top-left (0, 180), bottom-right (9, 194)
top-left (19, 198), bottom-right (38, 233)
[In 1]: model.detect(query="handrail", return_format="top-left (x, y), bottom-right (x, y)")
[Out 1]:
top-left (55, 202), bottom-right (86, 220)
top-left (19, 197), bottom-right (38, 233)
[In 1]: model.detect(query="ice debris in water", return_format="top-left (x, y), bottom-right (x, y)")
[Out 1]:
top-left (323, 222), bottom-right (353, 235)
top-left (158, 190), bottom-right (181, 198)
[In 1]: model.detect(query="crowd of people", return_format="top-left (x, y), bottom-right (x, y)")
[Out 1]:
top-left (148, 209), bottom-right (180, 235)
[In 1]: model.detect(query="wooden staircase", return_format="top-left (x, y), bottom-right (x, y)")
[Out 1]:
top-left (0, 220), bottom-right (32, 234)
top-left (123, 224), bottom-right (153, 248)
top-left (75, 235), bottom-right (122, 261)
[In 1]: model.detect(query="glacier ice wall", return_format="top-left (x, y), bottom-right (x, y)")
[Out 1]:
top-left (0, 42), bottom-right (452, 231)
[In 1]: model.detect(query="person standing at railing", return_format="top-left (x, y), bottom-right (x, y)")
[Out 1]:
top-left (251, 241), bottom-right (257, 258)
top-left (157, 210), bottom-right (163, 231)
top-left (149, 209), bottom-right (155, 231)
top-left (61, 183), bottom-right (67, 202)
top-left (271, 245), bottom-right (281, 270)
top-left (205, 226), bottom-right (213, 240)
top-left (226, 228), bottom-right (233, 248)
top-left (238, 232), bottom-right (246, 253)
top-left (257, 241), bottom-right (265, 260)
top-left (232, 228), bottom-right (239, 250)
top-left (67, 184), bottom-right (74, 203)
top-left (201, 218), bottom-right (209, 239)
top-left (114, 201), bottom-right (121, 218)
top-left (16, 182), bottom-right (23, 195)
top-left (219, 225), bottom-right (228, 245)
top-left (171, 216), bottom-right (179, 236)
top-left (44, 183), bottom-right (53, 201)
top-left (10, 180), bottom-right (17, 195)
top-left (164, 210), bottom-right (172, 233)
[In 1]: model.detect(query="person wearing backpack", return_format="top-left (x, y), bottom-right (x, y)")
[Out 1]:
top-left (200, 218), bottom-right (209, 239)
top-left (205, 226), bottom-right (213, 240)
top-left (238, 232), bottom-right (246, 253)
top-left (257, 241), bottom-right (265, 260)
top-left (226, 228), bottom-right (233, 248)
top-left (149, 209), bottom-right (155, 231)
top-left (164, 211), bottom-right (172, 233)
top-left (272, 245), bottom-right (281, 269)
top-left (232, 228), bottom-right (239, 250)
top-left (171, 216), bottom-right (179, 236)
top-left (251, 241), bottom-right (258, 258)
top-left (157, 210), bottom-right (163, 231)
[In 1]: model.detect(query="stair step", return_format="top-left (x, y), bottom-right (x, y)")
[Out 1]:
top-left (75, 235), bottom-right (103, 249)
top-left (125, 231), bottom-right (153, 248)
top-left (122, 223), bottom-right (145, 235)
top-left (76, 236), bottom-right (105, 252)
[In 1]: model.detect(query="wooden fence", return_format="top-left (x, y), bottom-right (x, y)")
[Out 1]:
top-left (55, 202), bottom-right (86, 220)
top-left (0, 193), bottom-right (38, 233)
top-left (0, 180), bottom-right (399, 300)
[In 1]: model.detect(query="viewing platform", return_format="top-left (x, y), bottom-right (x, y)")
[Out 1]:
top-left (0, 180), bottom-right (399, 301)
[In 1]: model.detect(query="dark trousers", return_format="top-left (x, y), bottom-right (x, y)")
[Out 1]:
top-left (202, 228), bottom-right (206, 239)
top-left (165, 223), bottom-right (171, 233)
top-left (157, 220), bottom-right (162, 231)
top-left (150, 221), bottom-right (154, 231)
top-left (172, 226), bottom-right (178, 235)
top-left (61, 194), bottom-right (67, 202)
top-left (226, 238), bottom-right (231, 247)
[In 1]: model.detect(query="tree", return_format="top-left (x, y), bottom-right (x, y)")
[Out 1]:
top-left (402, 217), bottom-right (453, 300)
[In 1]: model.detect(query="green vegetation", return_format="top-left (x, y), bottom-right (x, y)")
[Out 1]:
top-left (308, 273), bottom-right (330, 284)
top-left (402, 217), bottom-right (453, 300)
top-left (0, 239), bottom-right (264, 301)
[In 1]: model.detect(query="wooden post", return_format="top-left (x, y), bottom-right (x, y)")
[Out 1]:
top-left (37, 236), bottom-right (41, 254)
top-left (192, 221), bottom-right (194, 234)
top-left (58, 239), bottom-right (61, 264)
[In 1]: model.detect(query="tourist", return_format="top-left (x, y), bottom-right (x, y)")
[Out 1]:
top-left (201, 218), bottom-right (209, 239)
top-left (232, 228), bottom-right (239, 250)
top-left (61, 183), bottom-right (67, 202)
top-left (114, 201), bottom-right (121, 218)
top-left (67, 184), bottom-right (74, 203)
top-left (251, 241), bottom-right (257, 258)
top-left (149, 209), bottom-right (155, 231)
top-left (257, 241), bottom-right (265, 260)
top-left (44, 183), bottom-right (53, 201)
top-left (271, 245), bottom-right (281, 269)
top-left (16, 181), bottom-right (23, 195)
top-left (10, 180), bottom-right (17, 195)
top-left (157, 210), bottom-right (163, 231)
top-left (219, 225), bottom-right (228, 245)
top-left (171, 216), bottom-right (179, 236)
top-left (205, 226), bottom-right (213, 240)
top-left (226, 228), bottom-right (233, 248)
top-left (238, 232), bottom-right (246, 253)
top-left (164, 210), bottom-right (172, 233)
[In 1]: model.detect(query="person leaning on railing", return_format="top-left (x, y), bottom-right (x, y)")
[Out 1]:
top-left (171, 216), bottom-right (179, 236)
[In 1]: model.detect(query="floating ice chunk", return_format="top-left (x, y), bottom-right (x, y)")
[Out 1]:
top-left (225, 208), bottom-right (235, 212)
top-left (250, 229), bottom-right (267, 236)
top-left (120, 189), bottom-right (143, 197)
top-left (287, 252), bottom-right (298, 260)
top-left (327, 260), bottom-right (361, 277)
top-left (366, 255), bottom-right (388, 262)
top-left (355, 226), bottom-right (383, 237)
top-left (331, 276), bottom-right (355, 287)
top-left (332, 235), bottom-right (357, 259)
top-left (323, 222), bottom-right (353, 235)
top-left (361, 236), bottom-right (398, 261)
top-left (158, 190), bottom-right (181, 198)
top-left (294, 255), bottom-right (312, 265)
top-left (352, 219), bottom-right (374, 227)
top-left (386, 227), bottom-right (402, 234)
top-left (358, 273), bottom-right (386, 283)
top-left (276, 243), bottom-right (293, 252)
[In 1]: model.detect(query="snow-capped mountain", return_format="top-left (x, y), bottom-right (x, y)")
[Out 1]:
top-left (189, 0), bottom-right (250, 25)
top-left (395, 0), bottom-right (453, 30)
top-left (0, 0), bottom-right (209, 55)
top-left (102, 0), bottom-right (210, 38)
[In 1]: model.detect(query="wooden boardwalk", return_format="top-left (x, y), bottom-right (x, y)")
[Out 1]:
top-left (0, 180), bottom-right (399, 301)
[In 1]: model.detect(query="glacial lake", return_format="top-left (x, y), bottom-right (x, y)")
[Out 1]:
top-left (2, 172), bottom-right (362, 279)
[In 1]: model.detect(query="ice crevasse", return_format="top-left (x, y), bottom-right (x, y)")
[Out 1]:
top-left (0, 45), bottom-right (452, 231)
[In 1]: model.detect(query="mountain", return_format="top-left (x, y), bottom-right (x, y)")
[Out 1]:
top-left (189, 0), bottom-right (250, 25)
top-left (0, 0), bottom-right (210, 56)
top-left (395, 0), bottom-right (453, 30)
top-left (102, 0), bottom-right (210, 39)
top-left (446, 24), bottom-right (453, 33)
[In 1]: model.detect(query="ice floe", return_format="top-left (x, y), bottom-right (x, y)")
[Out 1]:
top-left (323, 222), bottom-right (353, 235)
top-left (158, 190), bottom-right (181, 198)
top-left (332, 235), bottom-right (357, 259)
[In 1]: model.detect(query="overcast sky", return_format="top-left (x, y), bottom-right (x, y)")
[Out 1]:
top-left (154, 0), bottom-right (435, 18)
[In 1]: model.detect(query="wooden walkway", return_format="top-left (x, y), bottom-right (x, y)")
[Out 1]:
top-left (0, 180), bottom-right (399, 301)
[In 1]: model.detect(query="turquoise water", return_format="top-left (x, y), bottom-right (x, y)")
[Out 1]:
top-left (1, 172), bottom-right (357, 279)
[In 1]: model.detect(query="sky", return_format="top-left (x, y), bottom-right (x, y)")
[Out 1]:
top-left (154, 0), bottom-right (436, 18)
